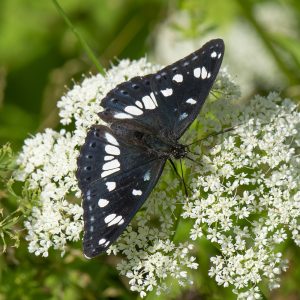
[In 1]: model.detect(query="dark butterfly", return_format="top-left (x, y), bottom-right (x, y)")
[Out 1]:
top-left (76, 39), bottom-right (225, 258)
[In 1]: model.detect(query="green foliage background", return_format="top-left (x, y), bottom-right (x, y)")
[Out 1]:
top-left (0, 0), bottom-right (299, 299)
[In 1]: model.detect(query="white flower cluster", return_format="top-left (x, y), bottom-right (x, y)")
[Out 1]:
top-left (15, 57), bottom-right (299, 299)
top-left (182, 92), bottom-right (300, 298)
top-left (111, 181), bottom-right (198, 297)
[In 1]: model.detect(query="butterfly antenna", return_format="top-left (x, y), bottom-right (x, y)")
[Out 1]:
top-left (186, 123), bottom-right (241, 147)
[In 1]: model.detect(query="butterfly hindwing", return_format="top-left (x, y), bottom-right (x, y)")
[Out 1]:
top-left (77, 125), bottom-right (166, 258)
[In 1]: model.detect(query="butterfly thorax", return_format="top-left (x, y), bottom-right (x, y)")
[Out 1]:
top-left (143, 134), bottom-right (187, 159)
top-left (110, 121), bottom-right (186, 159)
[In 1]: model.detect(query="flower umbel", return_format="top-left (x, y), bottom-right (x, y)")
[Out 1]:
top-left (16, 57), bottom-right (299, 298)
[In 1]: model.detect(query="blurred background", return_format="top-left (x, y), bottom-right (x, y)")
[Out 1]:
top-left (0, 0), bottom-right (299, 299)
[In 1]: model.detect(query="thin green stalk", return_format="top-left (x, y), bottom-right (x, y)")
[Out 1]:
top-left (52, 0), bottom-right (105, 74)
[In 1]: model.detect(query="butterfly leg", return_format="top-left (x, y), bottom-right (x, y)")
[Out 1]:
top-left (168, 158), bottom-right (188, 197)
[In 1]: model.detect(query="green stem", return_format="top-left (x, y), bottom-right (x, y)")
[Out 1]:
top-left (52, 0), bottom-right (105, 74)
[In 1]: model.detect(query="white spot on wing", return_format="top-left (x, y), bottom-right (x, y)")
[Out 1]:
top-left (172, 74), bottom-right (183, 83)
top-left (179, 113), bottom-right (188, 121)
top-left (150, 92), bottom-right (158, 106)
top-left (142, 95), bottom-right (156, 109)
top-left (114, 113), bottom-right (133, 119)
top-left (207, 72), bottom-right (211, 78)
top-left (101, 168), bottom-right (120, 178)
top-left (108, 215), bottom-right (122, 227)
top-left (211, 51), bottom-right (217, 58)
top-left (105, 133), bottom-right (119, 146)
top-left (218, 53), bottom-right (222, 59)
top-left (132, 189), bottom-right (142, 196)
top-left (186, 98), bottom-right (196, 105)
top-left (104, 214), bottom-right (116, 224)
top-left (86, 190), bottom-right (91, 200)
top-left (124, 105), bottom-right (143, 115)
top-left (105, 241), bottom-right (110, 247)
top-left (105, 181), bottom-right (116, 191)
top-left (144, 170), bottom-right (150, 181)
top-left (201, 67), bottom-right (207, 79)
top-left (135, 100), bottom-right (143, 108)
top-left (104, 155), bottom-right (114, 161)
top-left (99, 238), bottom-right (106, 245)
top-left (105, 145), bottom-right (120, 155)
top-left (102, 159), bottom-right (120, 170)
top-left (118, 219), bottom-right (124, 225)
top-left (98, 198), bottom-right (109, 207)
top-left (161, 88), bottom-right (173, 97)
top-left (193, 67), bottom-right (201, 78)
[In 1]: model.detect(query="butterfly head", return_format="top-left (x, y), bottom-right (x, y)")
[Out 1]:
top-left (171, 144), bottom-right (187, 159)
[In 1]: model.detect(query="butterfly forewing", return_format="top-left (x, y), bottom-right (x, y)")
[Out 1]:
top-left (150, 39), bottom-right (224, 137)
top-left (99, 39), bottom-right (224, 138)
top-left (77, 125), bottom-right (166, 258)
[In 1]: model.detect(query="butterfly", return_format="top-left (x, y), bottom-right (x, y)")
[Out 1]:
top-left (76, 39), bottom-right (224, 258)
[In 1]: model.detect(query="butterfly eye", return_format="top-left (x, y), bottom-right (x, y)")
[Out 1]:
top-left (90, 142), bottom-right (96, 148)
top-left (132, 84), bottom-right (139, 89)
top-left (86, 155), bottom-right (93, 159)
top-left (85, 166), bottom-right (92, 171)
top-left (121, 90), bottom-right (128, 95)
top-left (112, 98), bottom-right (118, 103)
